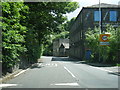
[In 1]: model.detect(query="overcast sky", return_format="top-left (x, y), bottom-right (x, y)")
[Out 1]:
top-left (66, 0), bottom-right (120, 20)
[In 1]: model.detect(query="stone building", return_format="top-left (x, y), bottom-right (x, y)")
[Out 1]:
top-left (59, 43), bottom-right (69, 57)
top-left (53, 38), bottom-right (69, 57)
top-left (69, 3), bottom-right (120, 60)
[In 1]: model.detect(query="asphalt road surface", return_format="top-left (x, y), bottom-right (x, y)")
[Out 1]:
top-left (1, 56), bottom-right (119, 88)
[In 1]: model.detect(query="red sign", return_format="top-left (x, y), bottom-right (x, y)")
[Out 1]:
top-left (99, 34), bottom-right (110, 46)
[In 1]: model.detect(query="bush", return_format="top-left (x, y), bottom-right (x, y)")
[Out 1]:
top-left (85, 25), bottom-right (120, 64)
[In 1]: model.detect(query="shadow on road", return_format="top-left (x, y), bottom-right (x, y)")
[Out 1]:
top-left (52, 57), bottom-right (80, 62)
top-left (108, 72), bottom-right (120, 76)
top-left (83, 63), bottom-right (116, 67)
top-left (30, 62), bottom-right (44, 69)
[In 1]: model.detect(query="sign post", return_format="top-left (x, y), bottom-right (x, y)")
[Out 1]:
top-left (99, 34), bottom-right (110, 63)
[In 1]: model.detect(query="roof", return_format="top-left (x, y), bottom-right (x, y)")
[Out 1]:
top-left (86, 3), bottom-right (119, 8)
top-left (60, 43), bottom-right (69, 49)
top-left (70, 3), bottom-right (120, 31)
top-left (63, 43), bottom-right (69, 49)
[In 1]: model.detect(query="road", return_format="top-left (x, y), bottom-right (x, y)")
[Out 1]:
top-left (1, 56), bottom-right (119, 89)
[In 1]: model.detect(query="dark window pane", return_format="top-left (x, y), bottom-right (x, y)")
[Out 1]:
top-left (110, 11), bottom-right (117, 21)
top-left (94, 11), bottom-right (101, 21)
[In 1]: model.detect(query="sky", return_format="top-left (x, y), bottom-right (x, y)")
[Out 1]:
top-left (66, 0), bottom-right (120, 20)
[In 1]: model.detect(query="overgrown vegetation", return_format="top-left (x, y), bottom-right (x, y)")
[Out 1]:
top-left (1, 2), bottom-right (79, 74)
top-left (2, 2), bottom-right (29, 73)
top-left (85, 25), bottom-right (120, 64)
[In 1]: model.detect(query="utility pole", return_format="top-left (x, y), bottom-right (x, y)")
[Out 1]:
top-left (99, 0), bottom-right (101, 62)
top-left (99, 0), bottom-right (101, 34)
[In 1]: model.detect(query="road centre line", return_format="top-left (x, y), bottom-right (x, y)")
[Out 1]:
top-left (89, 66), bottom-right (114, 73)
top-left (64, 66), bottom-right (76, 78)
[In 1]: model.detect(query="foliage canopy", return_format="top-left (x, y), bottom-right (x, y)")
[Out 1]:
top-left (2, 2), bottom-right (79, 72)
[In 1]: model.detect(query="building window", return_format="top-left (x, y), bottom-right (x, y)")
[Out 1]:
top-left (110, 11), bottom-right (117, 21)
top-left (94, 11), bottom-right (101, 21)
top-left (103, 11), bottom-right (109, 21)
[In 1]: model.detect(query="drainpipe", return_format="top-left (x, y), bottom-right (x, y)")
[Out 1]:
top-left (99, 0), bottom-right (101, 34)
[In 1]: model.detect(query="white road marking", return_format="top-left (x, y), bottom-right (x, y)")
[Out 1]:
top-left (48, 63), bottom-right (50, 66)
top-left (89, 66), bottom-right (114, 73)
top-left (45, 63), bottom-right (58, 67)
top-left (14, 68), bottom-right (29, 77)
top-left (55, 64), bottom-right (57, 67)
top-left (64, 66), bottom-right (76, 78)
top-left (38, 63), bottom-right (42, 67)
top-left (61, 62), bottom-right (71, 64)
top-left (51, 82), bottom-right (79, 86)
top-left (51, 63), bottom-right (54, 66)
top-left (0, 84), bottom-right (18, 87)
top-left (58, 62), bottom-right (62, 64)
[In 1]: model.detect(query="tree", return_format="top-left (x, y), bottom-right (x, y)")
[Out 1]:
top-left (25, 2), bottom-right (79, 57)
top-left (64, 17), bottom-right (76, 31)
top-left (2, 2), bottom-right (79, 73)
top-left (2, 2), bottom-right (29, 72)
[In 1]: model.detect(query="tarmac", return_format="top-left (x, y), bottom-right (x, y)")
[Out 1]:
top-left (0, 57), bottom-right (119, 84)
